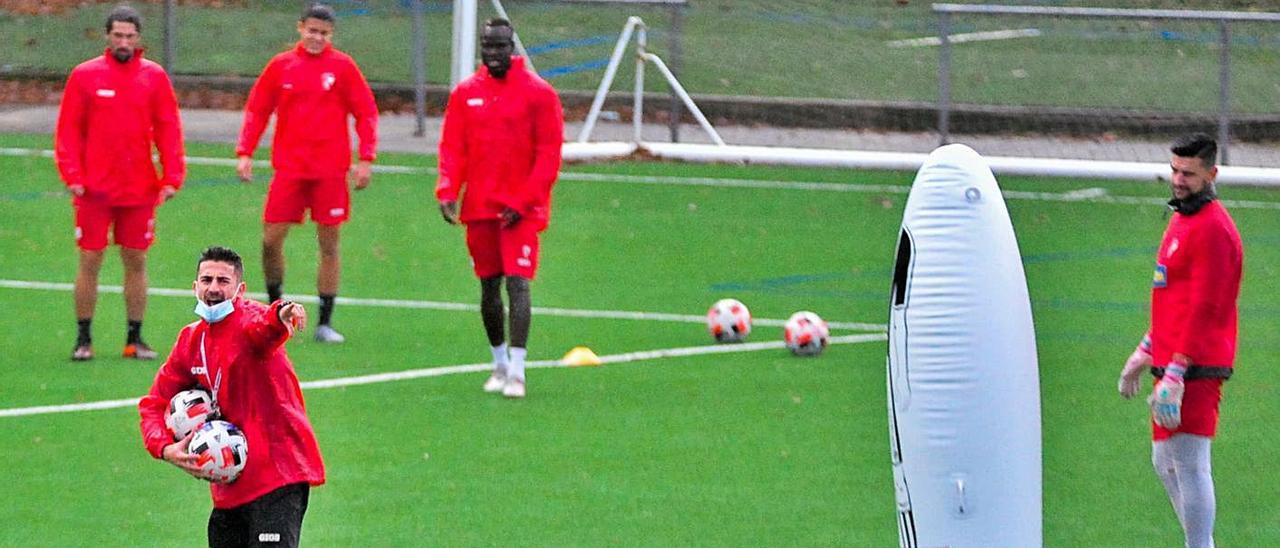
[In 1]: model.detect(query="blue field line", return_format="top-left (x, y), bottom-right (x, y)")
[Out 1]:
top-left (753, 9), bottom-right (938, 33)
top-left (752, 7), bottom-right (1280, 50)
top-left (0, 190), bottom-right (64, 202)
top-left (539, 58), bottom-right (612, 79)
top-left (0, 176), bottom-right (244, 202)
top-left (396, 0), bottom-right (454, 13)
top-left (1022, 246), bottom-right (1157, 264)
top-left (526, 34), bottom-right (618, 56)
top-left (328, 0), bottom-right (371, 17)
top-left (711, 245), bottom-right (1155, 292)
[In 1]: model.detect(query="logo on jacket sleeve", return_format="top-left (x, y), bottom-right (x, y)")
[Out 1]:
top-left (95, 89), bottom-right (116, 98)
top-left (321, 72), bottom-right (336, 91)
top-left (467, 98), bottom-right (484, 107)
top-left (1153, 264), bottom-right (1168, 288)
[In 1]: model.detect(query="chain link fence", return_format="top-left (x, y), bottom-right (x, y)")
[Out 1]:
top-left (4, 1), bottom-right (1280, 165)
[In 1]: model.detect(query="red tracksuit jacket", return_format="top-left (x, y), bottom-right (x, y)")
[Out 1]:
top-left (437, 56), bottom-right (564, 230)
top-left (55, 48), bottom-right (185, 206)
top-left (237, 42), bottom-right (378, 178)
top-left (138, 298), bottom-right (325, 509)
top-left (1148, 198), bottom-right (1243, 440)
top-left (1150, 199), bottom-right (1242, 368)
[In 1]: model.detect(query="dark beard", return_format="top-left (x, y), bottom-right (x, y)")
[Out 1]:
top-left (1168, 187), bottom-right (1217, 215)
top-left (112, 48), bottom-right (133, 63)
top-left (486, 61), bottom-right (509, 78)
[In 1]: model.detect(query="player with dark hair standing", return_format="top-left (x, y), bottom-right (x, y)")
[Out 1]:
top-left (56, 4), bottom-right (185, 361)
top-left (236, 2), bottom-right (379, 343)
top-left (1117, 133), bottom-right (1243, 548)
top-left (139, 246), bottom-right (322, 548)
top-left (437, 18), bottom-right (564, 398)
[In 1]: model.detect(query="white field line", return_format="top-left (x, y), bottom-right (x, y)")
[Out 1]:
top-left (0, 333), bottom-right (886, 418)
top-left (0, 279), bottom-right (887, 332)
top-left (886, 28), bottom-right (1042, 48)
top-left (4, 147), bottom-right (1280, 210)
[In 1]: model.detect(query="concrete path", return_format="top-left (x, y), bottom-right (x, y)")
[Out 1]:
top-left (4, 104), bottom-right (1278, 167)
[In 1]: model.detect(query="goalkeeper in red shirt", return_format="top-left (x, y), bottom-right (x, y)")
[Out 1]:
top-left (1117, 133), bottom-right (1243, 548)
top-left (436, 18), bottom-right (564, 399)
top-left (236, 3), bottom-right (379, 344)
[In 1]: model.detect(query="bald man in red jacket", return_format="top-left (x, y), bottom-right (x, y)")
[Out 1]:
top-left (437, 18), bottom-right (563, 399)
top-left (236, 3), bottom-right (378, 344)
top-left (56, 5), bottom-right (184, 362)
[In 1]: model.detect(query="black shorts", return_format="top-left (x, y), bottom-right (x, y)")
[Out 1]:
top-left (208, 483), bottom-right (310, 548)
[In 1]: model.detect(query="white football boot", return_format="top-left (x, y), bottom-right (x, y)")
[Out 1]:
top-left (313, 324), bottom-right (346, 344)
top-left (483, 370), bottom-right (508, 393)
top-left (503, 377), bottom-right (526, 399)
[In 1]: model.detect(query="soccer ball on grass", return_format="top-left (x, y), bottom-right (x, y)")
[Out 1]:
top-left (707, 298), bottom-right (752, 343)
top-left (784, 311), bottom-right (830, 356)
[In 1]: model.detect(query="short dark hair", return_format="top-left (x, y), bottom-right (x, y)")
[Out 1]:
top-left (1171, 133), bottom-right (1217, 168)
top-left (197, 246), bottom-right (244, 277)
top-left (105, 4), bottom-right (142, 34)
top-left (484, 17), bottom-right (512, 32)
top-left (301, 3), bottom-right (337, 24)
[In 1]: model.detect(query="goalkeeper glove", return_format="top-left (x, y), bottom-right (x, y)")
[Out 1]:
top-left (1118, 335), bottom-right (1152, 399)
top-left (1149, 360), bottom-right (1187, 429)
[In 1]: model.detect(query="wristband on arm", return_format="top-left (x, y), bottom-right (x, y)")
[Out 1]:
top-left (1137, 333), bottom-right (1152, 355)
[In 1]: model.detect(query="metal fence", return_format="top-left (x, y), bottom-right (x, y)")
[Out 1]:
top-left (935, 3), bottom-right (1280, 165)
top-left (5, 1), bottom-right (1280, 166)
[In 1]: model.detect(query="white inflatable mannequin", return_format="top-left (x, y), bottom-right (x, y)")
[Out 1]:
top-left (887, 144), bottom-right (1042, 547)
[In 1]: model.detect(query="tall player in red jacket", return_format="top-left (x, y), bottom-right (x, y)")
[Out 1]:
top-left (140, 246), bottom-right (323, 547)
top-left (55, 5), bottom-right (184, 362)
top-left (437, 18), bottom-right (564, 399)
top-left (236, 3), bottom-right (378, 344)
top-left (1117, 134), bottom-right (1243, 548)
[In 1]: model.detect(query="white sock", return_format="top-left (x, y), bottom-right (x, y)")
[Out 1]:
top-left (490, 343), bottom-right (508, 376)
top-left (508, 347), bottom-right (527, 382)
top-left (1154, 435), bottom-right (1216, 548)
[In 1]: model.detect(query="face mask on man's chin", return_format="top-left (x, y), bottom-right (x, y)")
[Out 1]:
top-left (194, 297), bottom-right (236, 324)
top-left (112, 48), bottom-right (133, 63)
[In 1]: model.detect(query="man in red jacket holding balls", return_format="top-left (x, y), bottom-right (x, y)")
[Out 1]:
top-left (139, 246), bottom-right (323, 547)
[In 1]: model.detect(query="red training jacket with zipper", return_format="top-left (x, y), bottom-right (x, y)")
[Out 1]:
top-left (55, 48), bottom-right (185, 206)
top-left (437, 56), bottom-right (564, 230)
top-left (237, 42), bottom-right (378, 179)
top-left (138, 298), bottom-right (325, 509)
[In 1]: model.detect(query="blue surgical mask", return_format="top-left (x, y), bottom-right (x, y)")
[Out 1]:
top-left (194, 298), bottom-right (235, 324)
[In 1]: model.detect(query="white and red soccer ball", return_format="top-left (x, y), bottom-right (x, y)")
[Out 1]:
top-left (784, 311), bottom-right (830, 356)
top-left (707, 298), bottom-right (752, 343)
top-left (165, 389), bottom-right (217, 441)
top-left (189, 420), bottom-right (248, 484)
